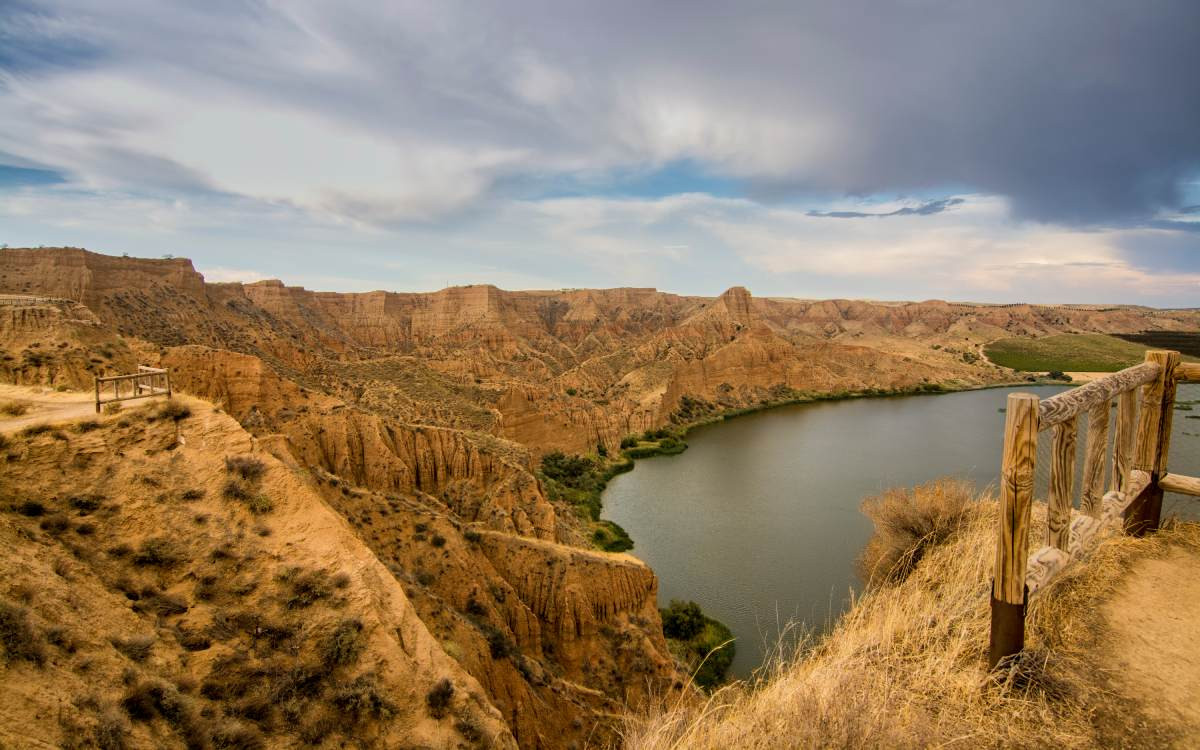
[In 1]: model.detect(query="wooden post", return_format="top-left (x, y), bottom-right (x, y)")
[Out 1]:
top-left (166, 369), bottom-right (172, 398)
top-left (1127, 350), bottom-right (1180, 536)
top-left (990, 392), bottom-right (1038, 669)
top-left (1080, 400), bottom-right (1110, 517)
top-left (1111, 389), bottom-right (1137, 495)
top-left (1047, 416), bottom-right (1077, 552)
top-left (94, 377), bottom-right (101, 414)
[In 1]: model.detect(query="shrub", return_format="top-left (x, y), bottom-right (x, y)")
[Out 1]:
top-left (0, 401), bottom-right (28, 416)
top-left (282, 569), bottom-right (333, 609)
top-left (247, 494), bottom-right (273, 514)
top-left (17, 500), bottom-right (46, 517)
top-left (110, 634), bottom-right (155, 662)
top-left (481, 624), bottom-right (515, 659)
top-left (19, 423), bottom-right (52, 437)
top-left (209, 721), bottom-right (265, 750)
top-left (180, 488), bottom-right (204, 501)
top-left (155, 399), bottom-right (191, 421)
top-left (430, 534), bottom-right (446, 548)
top-left (75, 419), bottom-right (101, 433)
top-left (539, 451), bottom-right (595, 487)
top-left (93, 708), bottom-right (129, 750)
top-left (426, 678), bottom-right (454, 719)
top-left (620, 435), bottom-right (638, 449)
top-left (133, 537), bottom-right (183, 567)
top-left (463, 528), bottom-right (482, 543)
top-left (120, 680), bottom-right (205, 744)
top-left (45, 625), bottom-right (78, 653)
top-left (1047, 370), bottom-right (1072, 381)
top-left (321, 618), bottom-right (365, 668)
top-left (857, 478), bottom-right (976, 586)
top-left (178, 630), bottom-right (212, 652)
top-left (69, 494), bottom-right (103, 512)
top-left (225, 455), bottom-right (266, 481)
top-left (330, 673), bottom-right (395, 722)
top-left (103, 402), bottom-right (122, 415)
top-left (39, 514), bottom-right (71, 534)
top-left (223, 479), bottom-right (250, 501)
top-left (0, 600), bottom-right (46, 665)
top-left (139, 593), bottom-right (189, 617)
top-left (661, 600), bottom-right (704, 640)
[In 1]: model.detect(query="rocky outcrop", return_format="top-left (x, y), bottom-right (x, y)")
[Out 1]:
top-left (0, 297), bottom-right (136, 388)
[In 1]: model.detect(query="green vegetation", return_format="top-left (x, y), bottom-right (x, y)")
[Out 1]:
top-left (660, 600), bottom-right (735, 692)
top-left (538, 450), bottom-right (635, 552)
top-left (984, 333), bottom-right (1167, 372)
top-left (620, 428), bottom-right (688, 459)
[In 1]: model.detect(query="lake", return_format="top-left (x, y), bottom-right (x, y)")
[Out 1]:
top-left (602, 383), bottom-right (1200, 678)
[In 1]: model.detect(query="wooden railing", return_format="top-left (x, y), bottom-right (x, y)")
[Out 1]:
top-left (989, 349), bottom-right (1199, 668)
top-left (94, 366), bottom-right (172, 413)
top-left (0, 294), bottom-right (72, 306)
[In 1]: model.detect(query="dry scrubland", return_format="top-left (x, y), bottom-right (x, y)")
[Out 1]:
top-left (4, 248), bottom-right (1200, 748)
top-left (625, 480), bottom-right (1200, 749)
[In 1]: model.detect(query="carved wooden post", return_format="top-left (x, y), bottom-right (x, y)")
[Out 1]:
top-left (1047, 416), bottom-right (1076, 552)
top-left (1080, 400), bottom-right (1110, 517)
top-left (991, 392), bottom-right (1038, 669)
top-left (1127, 350), bottom-right (1180, 536)
top-left (1111, 389), bottom-right (1137, 495)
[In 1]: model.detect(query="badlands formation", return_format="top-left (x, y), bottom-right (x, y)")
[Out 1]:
top-left (1, 247), bottom-right (1198, 749)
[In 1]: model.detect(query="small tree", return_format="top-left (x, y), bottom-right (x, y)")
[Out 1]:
top-left (661, 600), bottom-right (705, 640)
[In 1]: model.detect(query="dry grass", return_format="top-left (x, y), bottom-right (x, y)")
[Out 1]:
top-left (623, 489), bottom-right (1200, 750)
top-left (1, 400), bottom-right (29, 416)
top-left (857, 478), bottom-right (975, 586)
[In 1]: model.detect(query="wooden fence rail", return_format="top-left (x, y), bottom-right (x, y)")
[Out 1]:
top-left (94, 366), bottom-right (171, 413)
top-left (989, 349), bottom-right (1199, 669)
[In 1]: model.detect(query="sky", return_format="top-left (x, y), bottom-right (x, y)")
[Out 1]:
top-left (1, 1), bottom-right (1198, 305)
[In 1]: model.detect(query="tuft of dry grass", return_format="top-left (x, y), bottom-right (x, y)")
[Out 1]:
top-left (0, 599), bottom-right (47, 665)
top-left (857, 478), bottom-right (976, 586)
top-left (155, 399), bottom-right (191, 422)
top-left (623, 489), bottom-right (1200, 750)
top-left (1, 400), bottom-right (29, 416)
top-left (225, 455), bottom-right (266, 481)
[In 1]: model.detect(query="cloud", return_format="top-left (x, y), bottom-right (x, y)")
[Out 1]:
top-left (807, 198), bottom-right (965, 219)
top-left (0, 0), bottom-right (1197, 305)
top-left (1, 1), bottom-right (1197, 225)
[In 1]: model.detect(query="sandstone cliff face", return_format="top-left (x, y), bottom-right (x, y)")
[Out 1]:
top-left (306, 480), bottom-right (679, 750)
top-left (0, 297), bottom-right (137, 389)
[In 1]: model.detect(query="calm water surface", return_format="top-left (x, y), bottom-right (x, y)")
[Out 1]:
top-left (602, 384), bottom-right (1200, 678)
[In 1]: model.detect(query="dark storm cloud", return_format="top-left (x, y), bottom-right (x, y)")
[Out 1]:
top-left (2, 0), bottom-right (1199, 227)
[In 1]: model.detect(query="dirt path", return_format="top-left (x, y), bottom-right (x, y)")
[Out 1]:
top-left (0, 384), bottom-right (100, 433)
top-left (1101, 547), bottom-right (1200, 747)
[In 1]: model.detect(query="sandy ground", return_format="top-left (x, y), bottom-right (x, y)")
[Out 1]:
top-left (1101, 548), bottom-right (1200, 747)
top-left (0, 383), bottom-right (163, 434)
